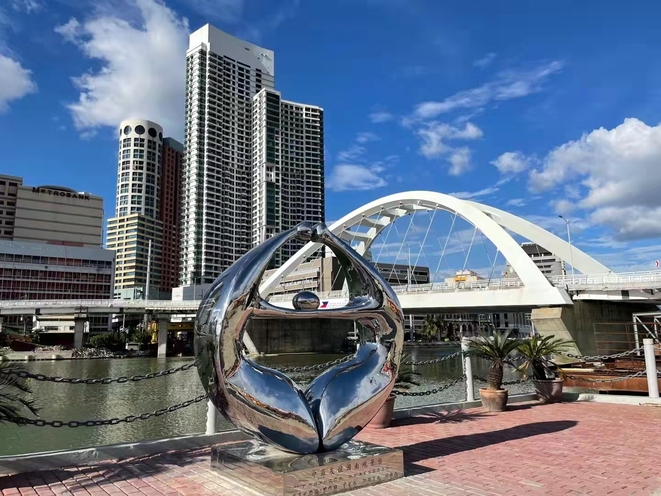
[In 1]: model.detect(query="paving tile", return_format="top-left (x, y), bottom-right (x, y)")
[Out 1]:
top-left (2, 402), bottom-right (661, 495)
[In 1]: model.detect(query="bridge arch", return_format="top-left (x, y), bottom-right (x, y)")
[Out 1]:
top-left (260, 191), bottom-right (609, 296)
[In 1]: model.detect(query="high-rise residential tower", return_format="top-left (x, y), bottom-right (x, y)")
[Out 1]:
top-left (181, 24), bottom-right (324, 285)
top-left (107, 119), bottom-right (183, 299)
top-left (251, 89), bottom-right (325, 268)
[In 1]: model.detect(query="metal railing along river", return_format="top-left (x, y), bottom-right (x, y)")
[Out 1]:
top-left (0, 340), bottom-right (657, 456)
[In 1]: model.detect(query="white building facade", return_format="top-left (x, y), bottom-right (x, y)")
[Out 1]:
top-left (180, 24), bottom-right (324, 285)
top-left (181, 25), bottom-right (275, 286)
top-left (251, 88), bottom-right (325, 268)
top-left (116, 119), bottom-right (163, 218)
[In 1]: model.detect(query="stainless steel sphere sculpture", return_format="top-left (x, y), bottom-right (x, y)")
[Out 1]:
top-left (194, 222), bottom-right (405, 454)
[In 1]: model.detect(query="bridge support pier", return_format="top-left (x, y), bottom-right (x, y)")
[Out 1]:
top-left (73, 317), bottom-right (87, 349)
top-left (531, 300), bottom-right (658, 357)
top-left (157, 316), bottom-right (170, 358)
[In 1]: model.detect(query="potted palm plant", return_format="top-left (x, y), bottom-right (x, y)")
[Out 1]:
top-left (0, 359), bottom-right (38, 424)
top-left (517, 334), bottom-right (573, 404)
top-left (466, 330), bottom-right (522, 412)
top-left (368, 355), bottom-right (421, 428)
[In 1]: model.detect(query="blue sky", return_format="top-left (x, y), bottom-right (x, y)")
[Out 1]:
top-left (2, 0), bottom-right (661, 276)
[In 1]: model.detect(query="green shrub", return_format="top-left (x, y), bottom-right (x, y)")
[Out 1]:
top-left (89, 333), bottom-right (123, 351)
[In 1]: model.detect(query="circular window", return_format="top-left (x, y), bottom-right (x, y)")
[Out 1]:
top-left (135, 125), bottom-right (145, 135)
top-left (148, 127), bottom-right (157, 138)
top-left (158, 132), bottom-right (163, 141)
top-left (123, 125), bottom-right (132, 135)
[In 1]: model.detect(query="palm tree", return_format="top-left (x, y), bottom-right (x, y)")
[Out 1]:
top-left (0, 360), bottom-right (38, 424)
top-left (517, 335), bottom-right (574, 380)
top-left (466, 330), bottom-right (523, 390)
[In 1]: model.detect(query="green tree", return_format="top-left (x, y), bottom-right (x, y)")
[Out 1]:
top-left (465, 330), bottom-right (523, 390)
top-left (418, 314), bottom-right (440, 342)
top-left (0, 357), bottom-right (38, 424)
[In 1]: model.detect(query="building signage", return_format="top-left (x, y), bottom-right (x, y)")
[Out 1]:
top-left (32, 187), bottom-right (90, 200)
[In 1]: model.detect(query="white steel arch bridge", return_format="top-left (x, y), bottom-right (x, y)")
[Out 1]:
top-left (2, 191), bottom-right (661, 318)
top-left (260, 191), bottom-right (646, 311)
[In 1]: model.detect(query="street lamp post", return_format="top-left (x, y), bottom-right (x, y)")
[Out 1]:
top-left (404, 242), bottom-right (412, 291)
top-left (403, 242), bottom-right (414, 342)
top-left (558, 215), bottom-right (575, 280)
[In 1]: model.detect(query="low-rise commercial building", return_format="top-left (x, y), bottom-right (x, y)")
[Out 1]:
top-left (0, 174), bottom-right (114, 344)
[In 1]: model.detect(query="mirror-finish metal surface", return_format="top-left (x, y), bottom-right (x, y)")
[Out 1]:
top-left (292, 291), bottom-right (320, 310)
top-left (194, 222), bottom-right (404, 454)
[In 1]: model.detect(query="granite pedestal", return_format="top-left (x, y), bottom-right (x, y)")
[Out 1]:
top-left (211, 439), bottom-right (404, 495)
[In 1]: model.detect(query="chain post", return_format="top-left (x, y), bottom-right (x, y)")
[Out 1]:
top-left (643, 338), bottom-right (660, 399)
top-left (206, 399), bottom-right (217, 435)
top-left (461, 338), bottom-right (474, 402)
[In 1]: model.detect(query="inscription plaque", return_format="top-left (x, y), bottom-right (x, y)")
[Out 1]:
top-left (211, 440), bottom-right (404, 495)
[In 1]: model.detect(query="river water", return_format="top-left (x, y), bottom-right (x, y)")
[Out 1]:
top-left (0, 348), bottom-right (532, 456)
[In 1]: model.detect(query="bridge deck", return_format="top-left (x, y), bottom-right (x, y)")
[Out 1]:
top-left (1, 401), bottom-right (659, 495)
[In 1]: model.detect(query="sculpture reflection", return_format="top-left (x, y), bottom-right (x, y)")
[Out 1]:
top-left (194, 222), bottom-right (404, 454)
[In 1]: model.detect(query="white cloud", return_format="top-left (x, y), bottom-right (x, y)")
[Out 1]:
top-left (0, 1), bottom-right (38, 113)
top-left (418, 122), bottom-right (482, 158)
top-left (356, 132), bottom-right (380, 144)
top-left (491, 151), bottom-right (530, 174)
top-left (412, 60), bottom-right (563, 119)
top-left (584, 242), bottom-right (661, 272)
top-left (473, 52), bottom-right (496, 68)
top-left (447, 147), bottom-right (472, 176)
top-left (417, 122), bottom-right (482, 175)
top-left (337, 144), bottom-right (366, 162)
top-left (449, 186), bottom-right (499, 200)
top-left (528, 118), bottom-right (661, 239)
top-left (551, 198), bottom-right (576, 216)
top-left (369, 110), bottom-right (394, 123)
top-left (327, 164), bottom-right (387, 192)
top-left (56, 0), bottom-right (189, 138)
top-left (506, 198), bottom-right (526, 207)
top-left (11, 0), bottom-right (42, 13)
top-left (0, 53), bottom-right (37, 113)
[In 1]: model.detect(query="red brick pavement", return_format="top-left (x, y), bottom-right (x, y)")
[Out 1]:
top-left (1, 401), bottom-right (660, 496)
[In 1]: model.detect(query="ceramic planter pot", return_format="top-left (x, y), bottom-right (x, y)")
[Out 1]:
top-left (533, 378), bottom-right (564, 404)
top-left (367, 394), bottom-right (396, 429)
top-left (479, 387), bottom-right (508, 412)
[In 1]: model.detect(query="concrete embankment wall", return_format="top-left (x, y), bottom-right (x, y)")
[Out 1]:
top-left (532, 300), bottom-right (657, 357)
top-left (246, 318), bottom-right (353, 354)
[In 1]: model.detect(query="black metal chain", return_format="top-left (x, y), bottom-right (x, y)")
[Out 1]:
top-left (559, 347), bottom-right (644, 362)
top-left (563, 370), bottom-right (650, 383)
top-left (403, 351), bottom-right (462, 365)
top-left (0, 394), bottom-right (207, 427)
top-left (0, 361), bottom-right (197, 384)
top-left (272, 355), bottom-right (355, 373)
top-left (275, 350), bottom-right (463, 374)
top-left (472, 375), bottom-right (530, 386)
top-left (392, 376), bottom-right (465, 396)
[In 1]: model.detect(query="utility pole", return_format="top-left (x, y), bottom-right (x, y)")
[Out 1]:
top-left (558, 215), bottom-right (575, 280)
top-left (145, 238), bottom-right (152, 300)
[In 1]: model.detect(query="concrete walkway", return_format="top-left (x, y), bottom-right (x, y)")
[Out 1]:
top-left (1, 401), bottom-right (660, 495)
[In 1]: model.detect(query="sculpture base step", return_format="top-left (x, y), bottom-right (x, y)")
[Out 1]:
top-left (211, 439), bottom-right (404, 495)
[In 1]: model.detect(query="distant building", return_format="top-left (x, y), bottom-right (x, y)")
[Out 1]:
top-left (504, 242), bottom-right (564, 278)
top-left (0, 174), bottom-right (114, 341)
top-left (181, 24), bottom-right (325, 285)
top-left (444, 269), bottom-right (485, 286)
top-left (251, 88), bottom-right (325, 268)
top-left (107, 120), bottom-right (183, 300)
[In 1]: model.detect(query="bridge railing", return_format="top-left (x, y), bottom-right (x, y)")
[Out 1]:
top-left (391, 279), bottom-right (525, 294)
top-left (268, 279), bottom-right (526, 302)
top-left (550, 270), bottom-right (661, 290)
top-left (0, 299), bottom-right (201, 310)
